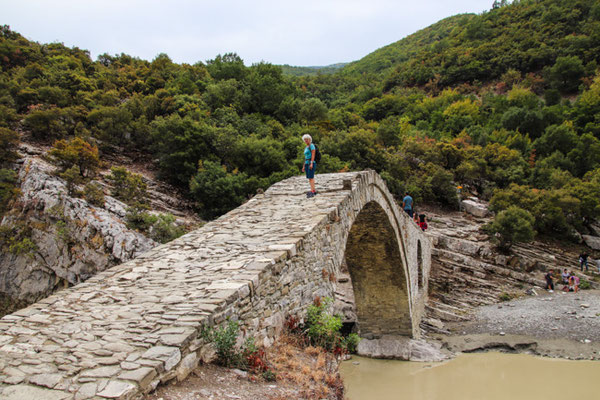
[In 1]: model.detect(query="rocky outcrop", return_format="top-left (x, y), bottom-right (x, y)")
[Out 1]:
top-left (422, 209), bottom-right (597, 334)
top-left (582, 235), bottom-right (600, 250)
top-left (0, 157), bottom-right (156, 314)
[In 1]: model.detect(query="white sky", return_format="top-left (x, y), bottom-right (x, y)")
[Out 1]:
top-left (1, 0), bottom-right (491, 66)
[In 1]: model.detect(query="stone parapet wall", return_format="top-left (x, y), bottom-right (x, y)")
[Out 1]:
top-left (0, 170), bottom-right (430, 400)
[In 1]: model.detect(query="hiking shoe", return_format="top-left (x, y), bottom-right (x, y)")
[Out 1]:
top-left (306, 192), bottom-right (315, 198)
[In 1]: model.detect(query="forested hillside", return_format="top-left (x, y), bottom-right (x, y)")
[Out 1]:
top-left (1, 0), bottom-right (600, 252)
top-left (280, 63), bottom-right (347, 77)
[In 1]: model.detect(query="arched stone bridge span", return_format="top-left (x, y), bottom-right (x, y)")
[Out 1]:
top-left (0, 170), bottom-right (431, 399)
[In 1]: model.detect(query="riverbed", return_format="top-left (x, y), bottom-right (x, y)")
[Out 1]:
top-left (341, 352), bottom-right (600, 400)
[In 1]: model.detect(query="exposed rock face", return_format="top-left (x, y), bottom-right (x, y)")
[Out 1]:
top-left (0, 157), bottom-right (156, 313)
top-left (422, 208), bottom-right (597, 333)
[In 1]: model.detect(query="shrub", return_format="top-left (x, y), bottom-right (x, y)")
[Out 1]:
top-left (107, 166), bottom-right (148, 206)
top-left (305, 297), bottom-right (343, 351)
top-left (125, 207), bottom-right (185, 243)
top-left (341, 333), bottom-right (361, 354)
top-left (149, 213), bottom-right (185, 243)
top-left (579, 279), bottom-right (591, 290)
top-left (0, 127), bottom-right (19, 167)
top-left (84, 182), bottom-right (105, 207)
top-left (201, 320), bottom-right (270, 374)
top-left (0, 169), bottom-right (19, 217)
top-left (498, 292), bottom-right (512, 302)
top-left (0, 224), bottom-right (37, 257)
top-left (59, 165), bottom-right (83, 195)
top-left (209, 320), bottom-right (241, 368)
top-left (484, 206), bottom-right (535, 251)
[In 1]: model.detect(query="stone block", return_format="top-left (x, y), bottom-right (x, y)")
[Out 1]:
top-left (28, 373), bottom-right (63, 388)
top-left (118, 366), bottom-right (156, 388)
top-left (1, 384), bottom-right (71, 400)
top-left (80, 365), bottom-right (120, 378)
top-left (142, 346), bottom-right (181, 371)
top-left (96, 380), bottom-right (136, 398)
top-left (176, 353), bottom-right (198, 381)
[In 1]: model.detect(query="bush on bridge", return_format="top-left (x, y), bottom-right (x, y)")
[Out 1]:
top-left (304, 297), bottom-right (360, 355)
top-left (201, 320), bottom-right (275, 380)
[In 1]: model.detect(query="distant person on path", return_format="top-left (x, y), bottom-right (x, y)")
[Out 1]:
top-left (579, 252), bottom-right (589, 272)
top-left (544, 270), bottom-right (554, 292)
top-left (402, 192), bottom-right (413, 218)
top-left (301, 134), bottom-right (317, 198)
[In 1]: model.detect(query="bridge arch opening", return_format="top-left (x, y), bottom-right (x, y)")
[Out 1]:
top-left (344, 201), bottom-right (412, 338)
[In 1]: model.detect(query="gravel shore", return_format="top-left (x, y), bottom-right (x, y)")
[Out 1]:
top-left (438, 289), bottom-right (600, 360)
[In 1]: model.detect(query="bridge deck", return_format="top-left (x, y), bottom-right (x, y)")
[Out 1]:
top-left (0, 172), bottom-right (365, 399)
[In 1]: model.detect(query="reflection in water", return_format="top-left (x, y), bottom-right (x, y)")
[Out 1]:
top-left (341, 353), bottom-right (600, 400)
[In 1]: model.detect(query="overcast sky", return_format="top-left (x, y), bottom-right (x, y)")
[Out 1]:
top-left (2, 0), bottom-right (491, 66)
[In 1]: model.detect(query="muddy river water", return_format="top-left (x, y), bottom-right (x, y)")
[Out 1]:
top-left (340, 352), bottom-right (600, 400)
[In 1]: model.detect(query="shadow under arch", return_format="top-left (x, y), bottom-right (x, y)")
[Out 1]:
top-left (344, 200), bottom-right (412, 338)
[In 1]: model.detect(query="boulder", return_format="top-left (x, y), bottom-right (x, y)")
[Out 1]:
top-left (582, 235), bottom-right (600, 250)
top-left (461, 199), bottom-right (490, 218)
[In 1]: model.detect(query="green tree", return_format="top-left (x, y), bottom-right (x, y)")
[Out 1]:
top-left (0, 127), bottom-right (19, 167)
top-left (485, 206), bottom-right (535, 251)
top-left (189, 160), bottom-right (247, 219)
top-left (0, 169), bottom-right (19, 216)
top-left (549, 56), bottom-right (585, 93)
top-left (206, 53), bottom-right (247, 81)
top-left (48, 137), bottom-right (100, 177)
top-left (533, 123), bottom-right (578, 157)
top-left (22, 107), bottom-right (68, 141)
top-left (59, 165), bottom-right (83, 195)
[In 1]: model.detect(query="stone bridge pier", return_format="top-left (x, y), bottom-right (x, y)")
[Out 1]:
top-left (0, 170), bottom-right (431, 399)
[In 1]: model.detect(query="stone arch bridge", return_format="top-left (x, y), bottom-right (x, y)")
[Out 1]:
top-left (0, 170), bottom-right (431, 399)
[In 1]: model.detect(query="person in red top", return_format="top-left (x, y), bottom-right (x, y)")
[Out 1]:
top-left (418, 214), bottom-right (428, 231)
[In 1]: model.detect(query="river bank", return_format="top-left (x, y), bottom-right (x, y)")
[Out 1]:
top-left (145, 334), bottom-right (344, 400)
top-left (436, 289), bottom-right (600, 360)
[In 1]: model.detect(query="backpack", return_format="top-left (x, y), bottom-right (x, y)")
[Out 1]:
top-left (313, 144), bottom-right (322, 163)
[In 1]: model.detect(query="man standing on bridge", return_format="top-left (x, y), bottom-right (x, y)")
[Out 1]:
top-left (302, 134), bottom-right (317, 198)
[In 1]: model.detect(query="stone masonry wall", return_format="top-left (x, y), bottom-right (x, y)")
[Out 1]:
top-left (0, 170), bottom-right (430, 400)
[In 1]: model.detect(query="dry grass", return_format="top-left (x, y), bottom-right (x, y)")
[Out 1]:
top-left (266, 334), bottom-right (344, 400)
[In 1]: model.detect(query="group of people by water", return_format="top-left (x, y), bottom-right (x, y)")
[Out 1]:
top-left (545, 268), bottom-right (583, 293)
top-left (545, 253), bottom-right (600, 292)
